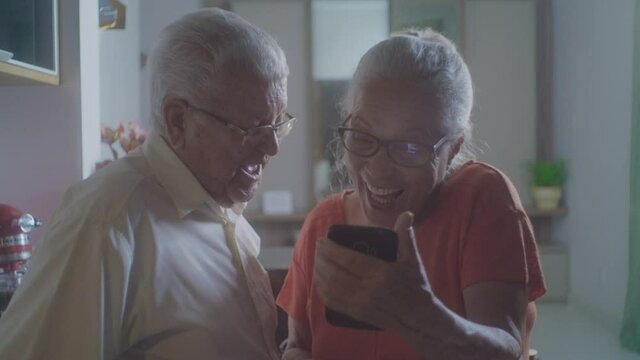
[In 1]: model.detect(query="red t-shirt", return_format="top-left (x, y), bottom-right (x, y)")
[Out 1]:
top-left (276, 161), bottom-right (546, 360)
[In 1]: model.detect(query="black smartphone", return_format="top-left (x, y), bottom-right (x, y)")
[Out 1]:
top-left (324, 224), bottom-right (399, 330)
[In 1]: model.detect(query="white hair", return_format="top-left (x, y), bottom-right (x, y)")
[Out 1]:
top-left (339, 28), bottom-right (476, 174)
top-left (148, 8), bottom-right (289, 135)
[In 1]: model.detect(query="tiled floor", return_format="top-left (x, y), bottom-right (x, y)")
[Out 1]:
top-left (532, 302), bottom-right (640, 360)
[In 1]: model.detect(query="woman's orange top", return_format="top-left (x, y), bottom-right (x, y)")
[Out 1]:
top-left (276, 161), bottom-right (546, 360)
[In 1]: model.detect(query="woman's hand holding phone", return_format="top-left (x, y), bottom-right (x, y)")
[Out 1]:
top-left (324, 224), bottom-right (399, 330)
top-left (314, 211), bottom-right (435, 332)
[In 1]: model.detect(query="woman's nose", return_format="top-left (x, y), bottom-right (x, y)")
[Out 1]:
top-left (366, 146), bottom-right (396, 174)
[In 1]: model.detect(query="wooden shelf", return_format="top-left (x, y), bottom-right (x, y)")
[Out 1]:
top-left (246, 207), bottom-right (568, 223)
top-left (0, 62), bottom-right (59, 85)
top-left (525, 207), bottom-right (569, 217)
top-left (258, 245), bottom-right (294, 269)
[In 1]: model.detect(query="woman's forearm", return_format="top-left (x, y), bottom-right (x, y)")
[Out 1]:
top-left (392, 292), bottom-right (521, 360)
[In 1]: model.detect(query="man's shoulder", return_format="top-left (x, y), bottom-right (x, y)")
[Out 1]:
top-left (58, 156), bottom-right (161, 224)
top-left (29, 157), bottom-right (160, 276)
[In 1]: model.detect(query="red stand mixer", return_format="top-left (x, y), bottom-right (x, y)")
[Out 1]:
top-left (0, 203), bottom-right (42, 316)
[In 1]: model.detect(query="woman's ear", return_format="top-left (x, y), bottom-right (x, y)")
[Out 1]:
top-left (447, 137), bottom-right (464, 167)
top-left (163, 98), bottom-right (188, 150)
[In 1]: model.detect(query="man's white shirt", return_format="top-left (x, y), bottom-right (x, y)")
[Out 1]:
top-left (0, 132), bottom-right (280, 360)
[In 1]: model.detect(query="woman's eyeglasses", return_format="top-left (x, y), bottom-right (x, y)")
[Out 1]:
top-left (338, 116), bottom-right (451, 168)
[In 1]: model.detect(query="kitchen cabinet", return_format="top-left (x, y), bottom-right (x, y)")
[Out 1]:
top-left (0, 0), bottom-right (59, 85)
top-left (539, 244), bottom-right (569, 302)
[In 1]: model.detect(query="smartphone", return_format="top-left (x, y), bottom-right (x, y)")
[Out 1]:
top-left (324, 224), bottom-right (399, 330)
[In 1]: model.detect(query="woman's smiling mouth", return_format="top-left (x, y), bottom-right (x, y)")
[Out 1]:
top-left (365, 181), bottom-right (403, 206)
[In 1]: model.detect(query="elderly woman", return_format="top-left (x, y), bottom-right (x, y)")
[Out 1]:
top-left (277, 29), bottom-right (545, 360)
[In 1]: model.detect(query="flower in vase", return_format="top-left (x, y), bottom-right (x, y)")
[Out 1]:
top-left (101, 123), bottom-right (124, 146)
top-left (119, 122), bottom-right (149, 154)
top-left (97, 122), bottom-right (148, 171)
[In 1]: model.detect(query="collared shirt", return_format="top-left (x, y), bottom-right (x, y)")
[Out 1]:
top-left (0, 132), bottom-right (280, 360)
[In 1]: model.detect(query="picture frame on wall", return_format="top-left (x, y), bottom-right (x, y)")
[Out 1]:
top-left (389, 0), bottom-right (463, 48)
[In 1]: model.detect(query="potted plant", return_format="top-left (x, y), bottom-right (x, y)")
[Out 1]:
top-left (530, 160), bottom-right (566, 210)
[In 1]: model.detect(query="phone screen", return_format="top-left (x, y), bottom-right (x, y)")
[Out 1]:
top-left (324, 224), bottom-right (399, 330)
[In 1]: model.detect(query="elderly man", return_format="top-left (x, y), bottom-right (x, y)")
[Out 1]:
top-left (0, 9), bottom-right (293, 360)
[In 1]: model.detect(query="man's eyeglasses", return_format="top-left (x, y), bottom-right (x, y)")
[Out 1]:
top-left (338, 116), bottom-right (452, 168)
top-left (186, 102), bottom-right (296, 142)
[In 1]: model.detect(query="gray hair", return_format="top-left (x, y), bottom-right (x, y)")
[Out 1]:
top-left (330, 28), bottom-right (476, 188)
top-left (149, 8), bottom-right (289, 135)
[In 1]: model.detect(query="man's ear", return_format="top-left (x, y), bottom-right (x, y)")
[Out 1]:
top-left (447, 137), bottom-right (464, 167)
top-left (163, 97), bottom-right (188, 150)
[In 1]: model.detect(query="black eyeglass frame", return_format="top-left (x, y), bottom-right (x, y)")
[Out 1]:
top-left (337, 115), bottom-right (454, 168)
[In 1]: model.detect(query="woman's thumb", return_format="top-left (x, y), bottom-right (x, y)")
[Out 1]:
top-left (394, 211), bottom-right (417, 262)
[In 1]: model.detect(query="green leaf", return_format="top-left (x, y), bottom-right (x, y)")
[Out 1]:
top-left (530, 160), bottom-right (566, 186)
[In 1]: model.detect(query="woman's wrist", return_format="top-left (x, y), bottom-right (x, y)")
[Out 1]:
top-left (391, 284), bottom-right (449, 339)
top-left (391, 288), bottom-right (521, 360)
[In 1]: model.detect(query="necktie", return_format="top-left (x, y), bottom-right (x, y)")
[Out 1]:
top-left (222, 219), bottom-right (278, 359)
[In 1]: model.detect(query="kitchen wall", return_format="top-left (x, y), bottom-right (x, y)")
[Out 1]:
top-left (464, 0), bottom-right (536, 206)
top-left (100, 0), bottom-right (141, 161)
top-left (138, 0), bottom-right (202, 129)
top-left (0, 0), bottom-right (82, 240)
top-left (553, 0), bottom-right (634, 331)
top-left (98, 0), bottom-right (209, 161)
top-left (311, 0), bottom-right (389, 81)
top-left (233, 0), bottom-right (312, 213)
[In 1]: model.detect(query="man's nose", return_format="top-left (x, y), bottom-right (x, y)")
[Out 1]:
top-left (258, 130), bottom-right (279, 156)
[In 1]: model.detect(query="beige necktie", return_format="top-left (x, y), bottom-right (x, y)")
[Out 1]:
top-left (222, 219), bottom-right (277, 358)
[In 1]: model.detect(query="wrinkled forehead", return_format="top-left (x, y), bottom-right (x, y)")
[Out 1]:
top-left (354, 76), bottom-right (441, 106)
top-left (201, 71), bottom-right (288, 119)
top-left (352, 78), bottom-right (446, 123)
top-left (201, 60), bottom-right (287, 98)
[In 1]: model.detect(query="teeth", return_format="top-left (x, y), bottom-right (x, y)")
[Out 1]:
top-left (244, 164), bottom-right (259, 173)
top-left (240, 164), bottom-right (261, 179)
top-left (366, 182), bottom-right (401, 196)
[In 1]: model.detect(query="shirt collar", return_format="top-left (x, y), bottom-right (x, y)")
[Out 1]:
top-left (142, 131), bottom-right (246, 220)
